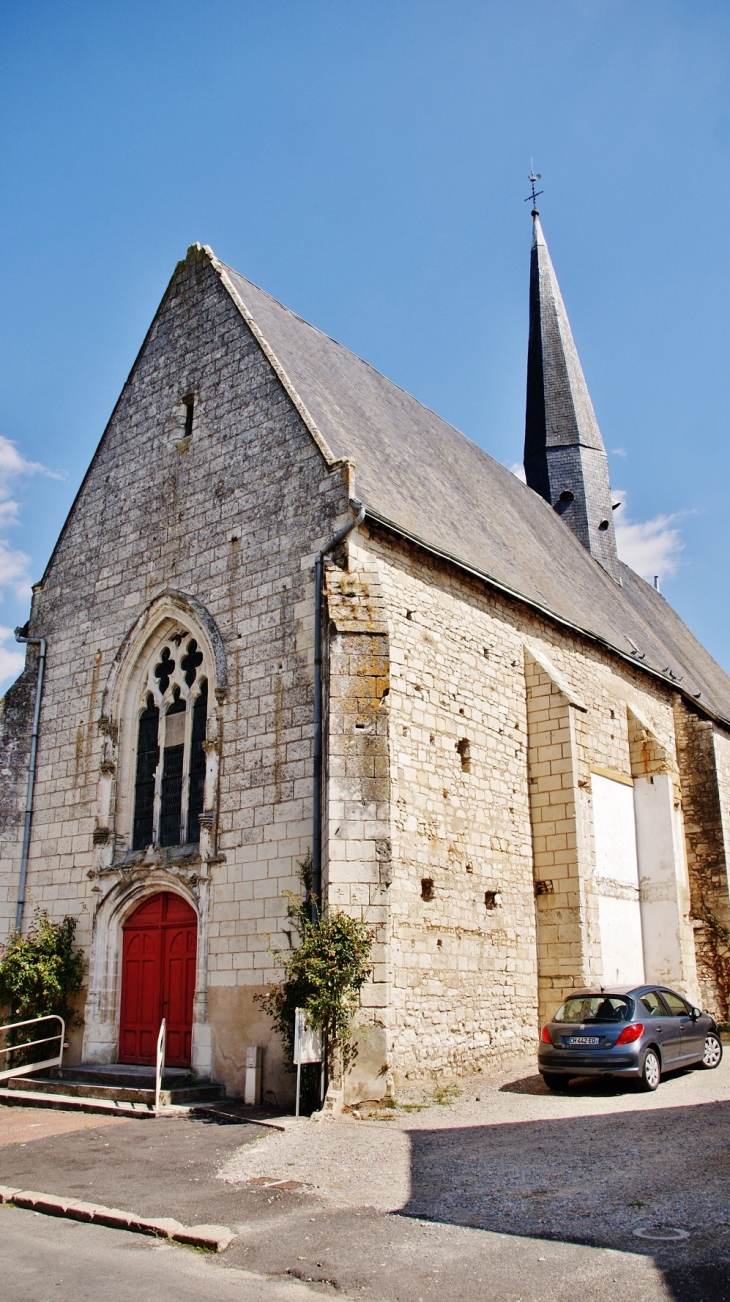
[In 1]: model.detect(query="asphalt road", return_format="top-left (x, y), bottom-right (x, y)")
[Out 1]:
top-left (0, 1194), bottom-right (678, 1302)
top-left (0, 1204), bottom-right (340, 1302)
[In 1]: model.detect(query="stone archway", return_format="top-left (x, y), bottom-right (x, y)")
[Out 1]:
top-left (83, 872), bottom-right (211, 1077)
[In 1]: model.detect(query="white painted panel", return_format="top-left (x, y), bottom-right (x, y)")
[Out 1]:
top-left (592, 773), bottom-right (645, 985)
top-left (634, 773), bottom-right (697, 992)
top-left (597, 896), bottom-right (646, 986)
top-left (592, 774), bottom-right (639, 887)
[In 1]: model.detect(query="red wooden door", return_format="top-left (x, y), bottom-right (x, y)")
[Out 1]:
top-left (119, 893), bottom-right (197, 1067)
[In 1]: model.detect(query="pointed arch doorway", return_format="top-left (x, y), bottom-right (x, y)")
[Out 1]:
top-left (119, 892), bottom-right (197, 1067)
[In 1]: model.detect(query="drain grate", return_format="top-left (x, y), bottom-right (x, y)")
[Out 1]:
top-left (633, 1226), bottom-right (690, 1242)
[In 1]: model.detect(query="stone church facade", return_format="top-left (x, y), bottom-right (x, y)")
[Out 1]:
top-left (1, 216), bottom-right (729, 1105)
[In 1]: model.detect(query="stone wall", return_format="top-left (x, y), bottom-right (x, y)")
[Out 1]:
top-left (348, 523), bottom-right (700, 1084)
top-left (0, 646), bottom-right (38, 936)
top-left (673, 701), bottom-right (730, 1018)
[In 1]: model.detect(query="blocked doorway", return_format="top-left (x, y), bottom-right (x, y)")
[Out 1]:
top-left (591, 772), bottom-right (646, 987)
top-left (119, 892), bottom-right (197, 1067)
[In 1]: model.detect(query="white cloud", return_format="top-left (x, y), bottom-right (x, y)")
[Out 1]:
top-left (0, 625), bottom-right (25, 693)
top-left (613, 493), bottom-right (683, 583)
top-left (509, 461), bottom-right (526, 482)
top-left (0, 434), bottom-right (63, 602)
top-left (0, 539), bottom-right (33, 600)
top-left (611, 447), bottom-right (627, 458)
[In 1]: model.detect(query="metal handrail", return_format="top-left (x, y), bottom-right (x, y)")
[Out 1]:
top-left (0, 1014), bottom-right (65, 1082)
top-left (154, 1018), bottom-right (166, 1113)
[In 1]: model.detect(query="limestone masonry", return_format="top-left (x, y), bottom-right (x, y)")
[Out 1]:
top-left (1, 222), bottom-right (729, 1105)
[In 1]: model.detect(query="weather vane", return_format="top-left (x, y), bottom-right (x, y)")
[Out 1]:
top-left (525, 160), bottom-right (543, 215)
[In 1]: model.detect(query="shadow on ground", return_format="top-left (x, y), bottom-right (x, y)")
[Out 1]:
top-left (400, 1092), bottom-right (730, 1302)
top-left (499, 1067), bottom-right (698, 1096)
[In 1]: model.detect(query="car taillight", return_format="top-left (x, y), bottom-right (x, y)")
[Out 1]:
top-left (615, 1022), bottom-right (644, 1045)
top-left (540, 1025), bottom-right (553, 1044)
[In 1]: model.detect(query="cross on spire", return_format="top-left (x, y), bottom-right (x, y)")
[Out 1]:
top-left (525, 161), bottom-right (543, 215)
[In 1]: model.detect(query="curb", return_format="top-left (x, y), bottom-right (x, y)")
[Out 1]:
top-left (191, 1104), bottom-right (303, 1131)
top-left (0, 1184), bottom-right (235, 1252)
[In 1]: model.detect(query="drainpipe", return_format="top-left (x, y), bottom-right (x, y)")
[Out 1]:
top-left (311, 501), bottom-right (365, 921)
top-left (13, 629), bottom-right (47, 932)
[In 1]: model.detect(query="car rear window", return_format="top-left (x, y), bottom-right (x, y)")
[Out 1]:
top-left (553, 995), bottom-right (632, 1023)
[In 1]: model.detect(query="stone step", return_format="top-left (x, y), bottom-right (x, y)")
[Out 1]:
top-left (6, 1075), bottom-right (223, 1106)
top-left (49, 1064), bottom-right (199, 1090)
top-left (0, 1087), bottom-right (160, 1117)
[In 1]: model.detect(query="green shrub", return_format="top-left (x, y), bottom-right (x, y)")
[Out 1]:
top-left (0, 907), bottom-right (84, 1032)
top-left (258, 857), bottom-right (374, 1083)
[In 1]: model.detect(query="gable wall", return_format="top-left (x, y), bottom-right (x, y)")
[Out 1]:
top-left (0, 248), bottom-right (348, 1096)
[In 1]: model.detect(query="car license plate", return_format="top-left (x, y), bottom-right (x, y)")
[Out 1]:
top-left (567, 1036), bottom-right (600, 1046)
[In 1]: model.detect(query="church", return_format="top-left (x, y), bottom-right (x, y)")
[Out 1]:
top-left (1, 210), bottom-right (729, 1106)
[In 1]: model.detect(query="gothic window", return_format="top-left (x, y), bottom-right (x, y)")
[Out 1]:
top-left (131, 632), bottom-right (209, 851)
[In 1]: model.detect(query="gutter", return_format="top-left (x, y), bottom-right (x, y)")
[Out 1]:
top-left (359, 504), bottom-right (730, 732)
top-left (311, 501), bottom-right (365, 921)
top-left (13, 629), bottom-right (47, 931)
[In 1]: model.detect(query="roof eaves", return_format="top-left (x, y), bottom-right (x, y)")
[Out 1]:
top-left (202, 245), bottom-right (348, 473)
top-left (360, 502), bottom-right (729, 731)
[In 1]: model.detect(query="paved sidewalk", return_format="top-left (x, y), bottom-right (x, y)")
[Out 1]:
top-left (0, 1102), bottom-right (128, 1145)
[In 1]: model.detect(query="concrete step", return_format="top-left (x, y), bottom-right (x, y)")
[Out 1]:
top-left (49, 1064), bottom-right (201, 1090)
top-left (6, 1075), bottom-right (223, 1106)
top-left (0, 1087), bottom-right (160, 1117)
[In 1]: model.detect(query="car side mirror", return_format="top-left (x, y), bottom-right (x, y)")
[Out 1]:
top-left (691, 1008), bottom-right (701, 1020)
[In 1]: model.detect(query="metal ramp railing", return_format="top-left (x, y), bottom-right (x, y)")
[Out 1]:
top-left (154, 1018), bottom-right (166, 1114)
top-left (0, 1014), bottom-right (66, 1081)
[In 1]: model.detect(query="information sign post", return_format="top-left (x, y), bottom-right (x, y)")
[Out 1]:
top-left (293, 1008), bottom-right (323, 1119)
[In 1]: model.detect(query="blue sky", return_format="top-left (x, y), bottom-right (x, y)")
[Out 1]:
top-left (1, 1), bottom-right (729, 691)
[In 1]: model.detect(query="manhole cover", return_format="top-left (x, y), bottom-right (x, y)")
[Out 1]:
top-left (633, 1226), bottom-right (690, 1242)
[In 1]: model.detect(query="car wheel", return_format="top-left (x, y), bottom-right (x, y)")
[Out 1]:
top-left (701, 1032), bottom-right (723, 1069)
top-left (639, 1048), bottom-right (661, 1092)
top-left (541, 1072), bottom-right (570, 1092)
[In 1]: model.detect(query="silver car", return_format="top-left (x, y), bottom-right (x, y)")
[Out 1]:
top-left (538, 985), bottom-right (723, 1091)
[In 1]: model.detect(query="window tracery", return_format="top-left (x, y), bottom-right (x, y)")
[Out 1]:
top-left (131, 632), bottom-right (209, 852)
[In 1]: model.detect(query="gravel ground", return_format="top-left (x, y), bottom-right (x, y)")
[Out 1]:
top-left (220, 1052), bottom-right (730, 1252)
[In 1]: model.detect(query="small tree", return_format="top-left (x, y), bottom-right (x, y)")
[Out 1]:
top-left (259, 857), bottom-right (374, 1093)
top-left (0, 907), bottom-right (84, 1053)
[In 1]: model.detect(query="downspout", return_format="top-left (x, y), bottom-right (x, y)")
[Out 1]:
top-left (13, 629), bottom-right (47, 932)
top-left (311, 501), bottom-right (365, 921)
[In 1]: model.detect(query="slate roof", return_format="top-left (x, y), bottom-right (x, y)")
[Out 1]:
top-left (211, 250), bottom-right (730, 727)
top-left (524, 216), bottom-right (621, 582)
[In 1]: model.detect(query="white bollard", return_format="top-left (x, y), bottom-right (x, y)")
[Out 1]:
top-left (244, 1045), bottom-right (262, 1106)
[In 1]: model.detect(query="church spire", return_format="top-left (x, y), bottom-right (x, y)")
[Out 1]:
top-left (524, 211), bottom-right (621, 583)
